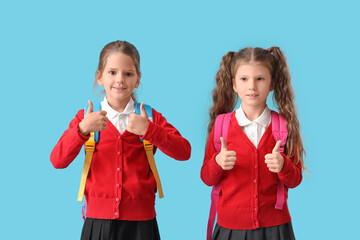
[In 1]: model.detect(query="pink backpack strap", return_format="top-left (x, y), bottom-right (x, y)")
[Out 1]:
top-left (82, 199), bottom-right (87, 222)
top-left (271, 111), bottom-right (288, 210)
top-left (213, 113), bottom-right (232, 152)
top-left (207, 113), bottom-right (232, 240)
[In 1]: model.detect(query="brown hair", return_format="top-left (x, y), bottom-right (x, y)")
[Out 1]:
top-left (208, 47), bottom-right (306, 170)
top-left (94, 40), bottom-right (141, 100)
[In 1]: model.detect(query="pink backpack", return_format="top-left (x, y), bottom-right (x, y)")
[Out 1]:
top-left (206, 111), bottom-right (288, 240)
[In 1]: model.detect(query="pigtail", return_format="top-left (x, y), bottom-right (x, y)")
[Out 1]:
top-left (207, 52), bottom-right (238, 137)
top-left (271, 47), bottom-right (306, 170)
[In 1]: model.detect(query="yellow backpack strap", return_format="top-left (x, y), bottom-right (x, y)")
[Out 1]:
top-left (77, 132), bottom-right (95, 202)
top-left (143, 140), bottom-right (164, 198)
top-left (135, 102), bottom-right (164, 199)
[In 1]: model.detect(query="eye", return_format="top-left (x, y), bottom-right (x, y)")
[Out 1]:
top-left (125, 72), bottom-right (133, 77)
top-left (109, 71), bottom-right (116, 75)
top-left (257, 77), bottom-right (264, 81)
top-left (240, 77), bottom-right (247, 81)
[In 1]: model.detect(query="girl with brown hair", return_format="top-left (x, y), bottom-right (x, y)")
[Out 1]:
top-left (201, 47), bottom-right (305, 240)
top-left (51, 40), bottom-right (191, 240)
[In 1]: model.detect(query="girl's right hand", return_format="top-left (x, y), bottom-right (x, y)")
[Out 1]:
top-left (78, 100), bottom-right (108, 136)
top-left (215, 137), bottom-right (237, 170)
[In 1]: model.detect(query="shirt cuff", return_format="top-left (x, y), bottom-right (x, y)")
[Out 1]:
top-left (209, 153), bottom-right (226, 178)
top-left (140, 120), bottom-right (156, 142)
top-left (77, 123), bottom-right (91, 140)
top-left (278, 153), bottom-right (292, 176)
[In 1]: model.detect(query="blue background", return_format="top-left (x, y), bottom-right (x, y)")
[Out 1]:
top-left (1, 0), bottom-right (359, 239)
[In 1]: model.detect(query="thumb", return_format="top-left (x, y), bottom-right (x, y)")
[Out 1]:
top-left (86, 100), bottom-right (94, 114)
top-left (272, 140), bottom-right (282, 153)
top-left (140, 102), bottom-right (148, 118)
top-left (220, 137), bottom-right (228, 151)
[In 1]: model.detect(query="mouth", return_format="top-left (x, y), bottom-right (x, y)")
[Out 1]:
top-left (246, 94), bottom-right (258, 98)
top-left (113, 87), bottom-right (127, 91)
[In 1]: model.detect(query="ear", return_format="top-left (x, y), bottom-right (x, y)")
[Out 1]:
top-left (270, 78), bottom-right (274, 91)
top-left (232, 78), bottom-right (237, 92)
top-left (135, 73), bottom-right (141, 88)
top-left (96, 71), bottom-right (104, 86)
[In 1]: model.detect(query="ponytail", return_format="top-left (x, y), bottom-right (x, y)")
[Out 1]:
top-left (208, 51), bottom-right (238, 137)
top-left (271, 47), bottom-right (306, 170)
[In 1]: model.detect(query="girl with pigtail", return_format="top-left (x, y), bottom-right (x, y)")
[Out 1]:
top-left (201, 47), bottom-right (305, 240)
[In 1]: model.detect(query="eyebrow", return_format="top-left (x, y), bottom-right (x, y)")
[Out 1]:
top-left (239, 75), bottom-right (267, 77)
top-left (107, 68), bottom-right (135, 72)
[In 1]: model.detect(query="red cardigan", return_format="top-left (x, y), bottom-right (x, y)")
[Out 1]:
top-left (201, 113), bottom-right (302, 230)
top-left (51, 108), bottom-right (191, 220)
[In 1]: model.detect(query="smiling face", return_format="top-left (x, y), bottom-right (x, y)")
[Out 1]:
top-left (232, 62), bottom-right (272, 112)
top-left (97, 53), bottom-right (140, 108)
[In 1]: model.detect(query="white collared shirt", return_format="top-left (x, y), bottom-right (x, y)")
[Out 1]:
top-left (235, 105), bottom-right (271, 148)
top-left (101, 97), bottom-right (135, 134)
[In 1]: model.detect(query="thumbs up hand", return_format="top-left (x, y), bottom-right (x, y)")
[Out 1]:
top-left (79, 100), bottom-right (108, 136)
top-left (264, 140), bottom-right (284, 173)
top-left (215, 137), bottom-right (237, 170)
top-left (126, 102), bottom-right (149, 136)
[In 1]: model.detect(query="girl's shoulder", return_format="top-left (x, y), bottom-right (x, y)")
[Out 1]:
top-left (147, 106), bottom-right (177, 126)
top-left (75, 108), bottom-right (85, 119)
top-left (150, 107), bottom-right (165, 124)
top-left (215, 111), bottom-right (236, 129)
top-left (67, 108), bottom-right (85, 126)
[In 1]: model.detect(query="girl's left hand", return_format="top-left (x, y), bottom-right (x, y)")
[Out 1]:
top-left (264, 140), bottom-right (284, 173)
top-left (126, 102), bottom-right (149, 136)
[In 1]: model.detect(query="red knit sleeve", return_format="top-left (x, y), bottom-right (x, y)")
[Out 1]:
top-left (140, 108), bottom-right (191, 161)
top-left (50, 109), bottom-right (89, 169)
top-left (200, 125), bottom-right (225, 186)
top-left (277, 153), bottom-right (302, 188)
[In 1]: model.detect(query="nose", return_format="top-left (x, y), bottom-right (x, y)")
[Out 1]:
top-left (116, 76), bottom-right (124, 84)
top-left (248, 78), bottom-right (256, 90)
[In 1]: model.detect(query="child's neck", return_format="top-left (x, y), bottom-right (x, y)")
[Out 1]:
top-left (241, 104), bottom-right (267, 121)
top-left (106, 96), bottom-right (131, 113)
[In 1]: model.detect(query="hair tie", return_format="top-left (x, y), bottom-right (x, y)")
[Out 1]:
top-left (267, 47), bottom-right (272, 53)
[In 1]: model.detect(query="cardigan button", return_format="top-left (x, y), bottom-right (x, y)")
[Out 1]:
top-left (114, 212), bottom-right (119, 216)
top-left (117, 151), bottom-right (121, 155)
top-left (118, 136), bottom-right (121, 140)
top-left (116, 198), bottom-right (120, 202)
top-left (254, 165), bottom-right (258, 169)
top-left (116, 184), bottom-right (121, 188)
top-left (117, 168), bottom-right (122, 172)
top-left (253, 179), bottom-right (258, 184)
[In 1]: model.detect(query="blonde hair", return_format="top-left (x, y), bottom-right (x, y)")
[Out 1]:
top-left (209, 47), bottom-right (306, 170)
top-left (94, 40), bottom-right (141, 101)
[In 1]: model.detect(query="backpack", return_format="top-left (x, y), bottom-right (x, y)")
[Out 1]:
top-left (206, 111), bottom-right (288, 240)
top-left (77, 101), bottom-right (164, 220)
